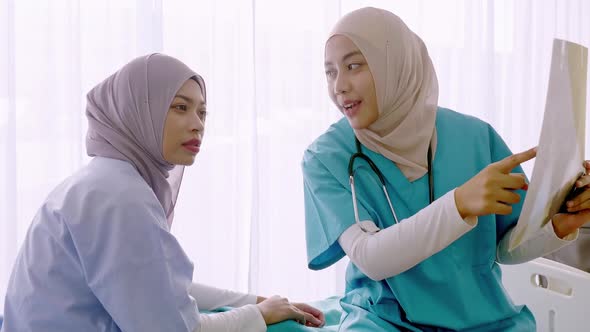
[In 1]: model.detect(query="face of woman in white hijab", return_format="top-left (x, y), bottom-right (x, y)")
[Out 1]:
top-left (324, 35), bottom-right (379, 129)
top-left (162, 78), bottom-right (207, 166)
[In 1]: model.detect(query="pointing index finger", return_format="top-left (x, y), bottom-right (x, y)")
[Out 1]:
top-left (492, 147), bottom-right (537, 173)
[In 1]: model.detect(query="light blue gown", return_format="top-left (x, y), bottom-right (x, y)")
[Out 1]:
top-left (1, 157), bottom-right (200, 331)
top-left (302, 108), bottom-right (535, 331)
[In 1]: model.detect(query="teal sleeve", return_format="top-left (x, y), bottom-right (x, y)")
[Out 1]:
top-left (488, 125), bottom-right (528, 244)
top-left (302, 152), bottom-right (372, 270)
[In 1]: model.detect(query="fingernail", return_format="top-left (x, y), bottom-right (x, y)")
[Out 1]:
top-left (577, 181), bottom-right (583, 187)
top-left (567, 201), bottom-right (574, 207)
top-left (522, 184), bottom-right (528, 191)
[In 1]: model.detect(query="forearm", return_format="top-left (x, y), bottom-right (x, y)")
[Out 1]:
top-left (496, 220), bottom-right (578, 265)
top-left (338, 189), bottom-right (477, 281)
top-left (189, 282), bottom-right (257, 311)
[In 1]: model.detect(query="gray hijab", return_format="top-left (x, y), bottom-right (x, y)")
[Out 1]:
top-left (86, 53), bottom-right (206, 227)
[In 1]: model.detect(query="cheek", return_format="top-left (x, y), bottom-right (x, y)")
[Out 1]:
top-left (367, 108), bottom-right (379, 125)
top-left (162, 133), bottom-right (174, 158)
top-left (360, 74), bottom-right (375, 97)
top-left (162, 121), bottom-right (179, 154)
top-left (362, 76), bottom-right (379, 115)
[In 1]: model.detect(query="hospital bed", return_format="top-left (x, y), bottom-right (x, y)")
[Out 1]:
top-left (249, 257), bottom-right (590, 331)
top-left (500, 257), bottom-right (590, 331)
top-left (266, 258), bottom-right (590, 331)
top-left (1, 258), bottom-right (587, 331)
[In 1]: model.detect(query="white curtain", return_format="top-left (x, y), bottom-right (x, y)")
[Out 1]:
top-left (1, 0), bottom-right (589, 313)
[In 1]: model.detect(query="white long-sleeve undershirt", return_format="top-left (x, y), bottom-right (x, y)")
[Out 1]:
top-left (338, 189), bottom-right (577, 281)
top-left (189, 282), bottom-right (266, 332)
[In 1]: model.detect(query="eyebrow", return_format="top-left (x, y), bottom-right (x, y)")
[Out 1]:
top-left (174, 94), bottom-right (206, 107)
top-left (324, 50), bottom-right (364, 67)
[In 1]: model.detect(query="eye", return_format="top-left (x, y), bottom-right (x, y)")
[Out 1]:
top-left (172, 104), bottom-right (188, 112)
top-left (325, 69), bottom-right (336, 79)
top-left (348, 63), bottom-right (361, 70)
top-left (198, 110), bottom-right (208, 120)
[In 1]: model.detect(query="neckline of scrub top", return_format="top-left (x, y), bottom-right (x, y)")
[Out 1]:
top-left (355, 132), bottom-right (438, 189)
top-left (350, 138), bottom-right (437, 221)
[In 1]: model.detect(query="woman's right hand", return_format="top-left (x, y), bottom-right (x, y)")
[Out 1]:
top-left (455, 147), bottom-right (537, 219)
top-left (256, 295), bottom-right (323, 326)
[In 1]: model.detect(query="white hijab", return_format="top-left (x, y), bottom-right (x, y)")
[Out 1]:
top-left (329, 7), bottom-right (439, 181)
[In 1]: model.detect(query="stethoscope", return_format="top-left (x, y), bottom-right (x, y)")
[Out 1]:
top-left (348, 137), bottom-right (434, 233)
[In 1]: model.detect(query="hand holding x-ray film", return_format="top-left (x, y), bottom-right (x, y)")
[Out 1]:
top-left (509, 39), bottom-right (588, 251)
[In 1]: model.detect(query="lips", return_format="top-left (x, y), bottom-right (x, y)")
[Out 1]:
top-left (182, 139), bottom-right (201, 154)
top-left (182, 138), bottom-right (201, 147)
top-left (341, 100), bottom-right (362, 118)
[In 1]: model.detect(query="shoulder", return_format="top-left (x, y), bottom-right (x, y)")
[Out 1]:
top-left (436, 107), bottom-right (492, 132)
top-left (436, 107), bottom-right (501, 143)
top-left (46, 157), bottom-right (164, 227)
top-left (302, 118), bottom-right (354, 174)
top-left (436, 107), bottom-right (512, 165)
top-left (81, 157), bottom-right (154, 197)
top-left (305, 118), bottom-right (354, 155)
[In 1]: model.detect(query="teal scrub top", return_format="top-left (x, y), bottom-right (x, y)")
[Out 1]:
top-left (302, 108), bottom-right (534, 331)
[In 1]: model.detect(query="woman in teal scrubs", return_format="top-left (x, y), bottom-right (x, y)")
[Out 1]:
top-left (303, 7), bottom-right (590, 331)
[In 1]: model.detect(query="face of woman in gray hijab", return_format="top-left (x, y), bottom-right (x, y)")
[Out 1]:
top-left (162, 78), bottom-right (207, 165)
top-left (86, 53), bottom-right (206, 225)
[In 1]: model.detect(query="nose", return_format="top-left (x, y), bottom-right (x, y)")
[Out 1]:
top-left (191, 112), bottom-right (205, 133)
top-left (333, 71), bottom-right (351, 95)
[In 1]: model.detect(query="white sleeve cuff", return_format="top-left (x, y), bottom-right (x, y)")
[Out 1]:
top-left (189, 282), bottom-right (257, 311)
top-left (195, 304), bottom-right (266, 332)
top-left (542, 219), bottom-right (579, 242)
top-left (497, 220), bottom-right (579, 265)
top-left (449, 188), bottom-right (478, 226)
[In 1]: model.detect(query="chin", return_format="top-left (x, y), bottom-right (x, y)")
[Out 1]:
top-left (348, 119), bottom-right (369, 130)
top-left (182, 158), bottom-right (196, 166)
top-left (173, 156), bottom-right (196, 166)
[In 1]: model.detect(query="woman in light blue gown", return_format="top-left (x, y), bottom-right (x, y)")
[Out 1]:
top-left (2, 54), bottom-right (324, 332)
